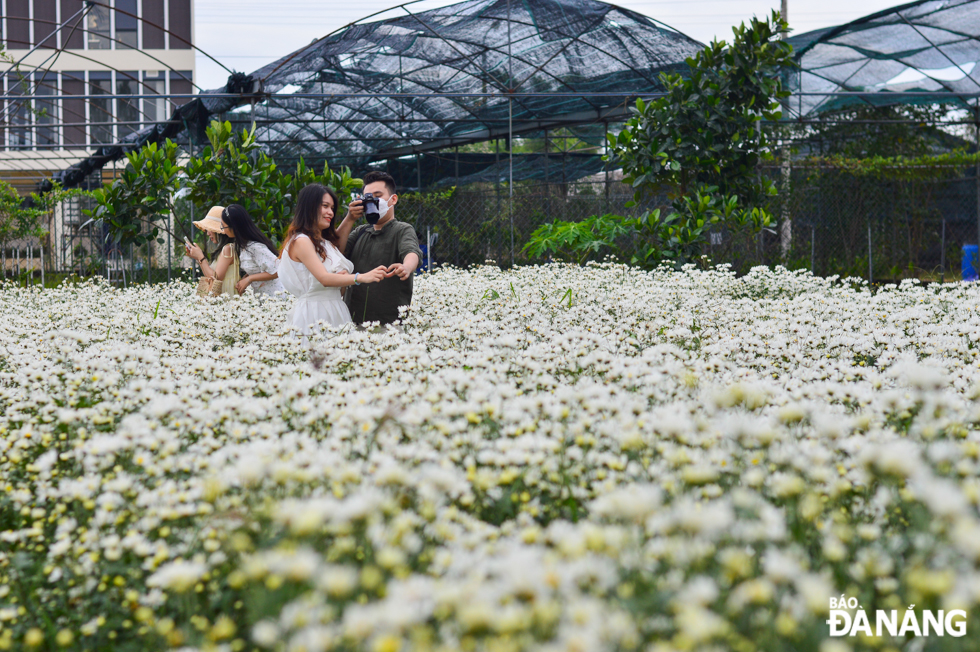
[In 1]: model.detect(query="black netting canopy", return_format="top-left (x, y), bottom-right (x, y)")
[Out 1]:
top-left (787, 0), bottom-right (980, 117)
top-left (235, 0), bottom-right (703, 164)
top-left (47, 0), bottom-right (704, 190)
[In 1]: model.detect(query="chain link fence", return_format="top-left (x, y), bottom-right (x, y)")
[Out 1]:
top-left (3, 188), bottom-right (196, 288)
top-left (400, 168), bottom-right (980, 283)
top-left (397, 179), bottom-right (640, 269)
top-left (8, 165), bottom-right (980, 286)
top-left (757, 166), bottom-right (980, 282)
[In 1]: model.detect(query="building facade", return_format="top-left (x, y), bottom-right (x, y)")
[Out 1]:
top-left (1, 0), bottom-right (195, 274)
top-left (1, 0), bottom-right (195, 189)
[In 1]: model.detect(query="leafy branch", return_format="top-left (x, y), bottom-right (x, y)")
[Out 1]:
top-left (87, 121), bottom-right (364, 251)
top-left (526, 12), bottom-right (792, 267)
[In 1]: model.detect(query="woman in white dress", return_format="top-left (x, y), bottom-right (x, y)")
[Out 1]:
top-left (278, 184), bottom-right (386, 335)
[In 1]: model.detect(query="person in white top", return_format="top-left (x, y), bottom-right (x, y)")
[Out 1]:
top-left (277, 184), bottom-right (386, 336)
top-left (185, 205), bottom-right (284, 297)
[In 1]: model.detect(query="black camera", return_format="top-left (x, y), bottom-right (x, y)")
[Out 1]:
top-left (357, 193), bottom-right (381, 224)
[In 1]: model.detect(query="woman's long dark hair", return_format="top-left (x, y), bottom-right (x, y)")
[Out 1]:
top-left (221, 204), bottom-right (279, 259)
top-left (280, 184), bottom-right (340, 260)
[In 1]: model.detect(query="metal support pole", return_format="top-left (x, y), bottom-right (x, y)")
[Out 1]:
top-left (561, 129), bottom-right (567, 185)
top-left (509, 98), bottom-right (514, 266)
top-left (603, 121), bottom-right (609, 214)
top-left (189, 138), bottom-right (199, 279)
top-left (416, 151), bottom-right (425, 263)
top-left (975, 107), bottom-right (980, 254)
top-left (810, 225), bottom-right (815, 274)
top-left (453, 145), bottom-right (459, 260)
top-left (868, 223), bottom-right (873, 285)
top-left (507, 0), bottom-right (513, 84)
top-left (427, 227), bottom-right (432, 273)
top-left (507, 0), bottom-right (514, 266)
top-left (167, 210), bottom-right (172, 283)
top-left (495, 139), bottom-right (502, 263)
top-left (40, 245), bottom-right (44, 288)
top-left (941, 218), bottom-right (946, 284)
top-left (780, 151), bottom-right (792, 260)
top-left (544, 127), bottom-right (549, 188)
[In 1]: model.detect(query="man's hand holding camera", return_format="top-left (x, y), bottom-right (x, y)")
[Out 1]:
top-left (344, 198), bottom-right (365, 223)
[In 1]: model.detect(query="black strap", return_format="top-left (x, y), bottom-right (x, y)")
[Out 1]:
top-left (346, 225), bottom-right (370, 258)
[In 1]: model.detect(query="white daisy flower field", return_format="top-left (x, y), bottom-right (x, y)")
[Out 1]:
top-left (1, 263), bottom-right (978, 651)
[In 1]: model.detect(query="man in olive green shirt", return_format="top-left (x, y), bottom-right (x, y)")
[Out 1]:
top-left (337, 171), bottom-right (423, 325)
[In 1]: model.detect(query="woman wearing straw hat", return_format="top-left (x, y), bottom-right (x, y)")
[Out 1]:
top-left (185, 205), bottom-right (241, 296)
top-left (188, 205), bottom-right (285, 298)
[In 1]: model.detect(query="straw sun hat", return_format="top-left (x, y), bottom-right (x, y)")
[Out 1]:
top-left (192, 206), bottom-right (226, 233)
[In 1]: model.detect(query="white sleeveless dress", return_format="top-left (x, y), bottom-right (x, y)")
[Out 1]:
top-left (277, 234), bottom-right (354, 335)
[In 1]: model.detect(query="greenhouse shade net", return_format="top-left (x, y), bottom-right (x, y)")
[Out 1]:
top-left (787, 0), bottom-right (980, 117)
top-left (45, 0), bottom-right (702, 191)
top-left (237, 0), bottom-right (703, 165)
top-left (369, 151), bottom-right (608, 189)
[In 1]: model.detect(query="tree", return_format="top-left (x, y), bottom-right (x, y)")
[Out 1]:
top-left (89, 121), bottom-right (364, 251)
top-left (1, 180), bottom-right (82, 278)
top-left (86, 139), bottom-right (185, 248)
top-left (183, 121), bottom-right (362, 241)
top-left (526, 12), bottom-right (792, 266)
top-left (0, 180), bottom-right (79, 248)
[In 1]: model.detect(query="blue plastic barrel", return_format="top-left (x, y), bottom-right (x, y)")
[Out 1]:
top-left (964, 244), bottom-right (979, 281)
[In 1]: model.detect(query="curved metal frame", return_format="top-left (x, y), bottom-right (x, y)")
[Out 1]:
top-left (790, 0), bottom-right (980, 117)
top-left (226, 0), bottom-right (702, 164)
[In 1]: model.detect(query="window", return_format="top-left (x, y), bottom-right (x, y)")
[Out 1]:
top-left (89, 73), bottom-right (114, 144)
top-left (142, 0), bottom-right (166, 48)
top-left (86, 1), bottom-right (112, 49)
top-left (169, 0), bottom-right (192, 49)
top-left (61, 0), bottom-right (85, 49)
top-left (170, 71), bottom-right (194, 106)
top-left (36, 72), bottom-right (59, 147)
top-left (61, 71), bottom-right (87, 147)
top-left (142, 72), bottom-right (167, 126)
top-left (34, 0), bottom-right (59, 49)
top-left (8, 77), bottom-right (32, 149)
top-left (6, 0), bottom-right (30, 49)
top-left (115, 0), bottom-right (139, 48)
top-left (117, 73), bottom-right (140, 139)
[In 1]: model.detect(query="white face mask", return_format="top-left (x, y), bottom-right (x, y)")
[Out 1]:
top-left (368, 197), bottom-right (390, 224)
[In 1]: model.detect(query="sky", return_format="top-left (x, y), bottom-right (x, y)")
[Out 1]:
top-left (193, 0), bottom-right (903, 90)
